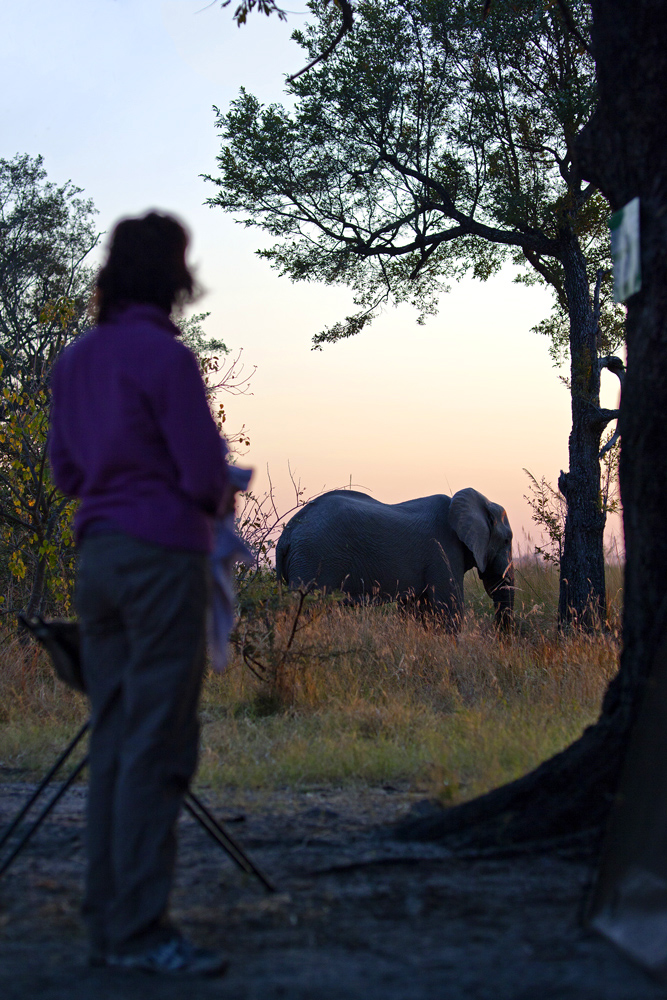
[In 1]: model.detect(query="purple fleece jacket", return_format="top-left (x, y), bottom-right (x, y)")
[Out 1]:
top-left (49, 303), bottom-right (229, 553)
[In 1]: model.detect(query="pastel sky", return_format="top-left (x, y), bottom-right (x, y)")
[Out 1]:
top-left (2, 0), bottom-right (622, 553)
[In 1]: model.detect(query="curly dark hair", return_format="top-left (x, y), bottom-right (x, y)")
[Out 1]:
top-left (95, 211), bottom-right (196, 322)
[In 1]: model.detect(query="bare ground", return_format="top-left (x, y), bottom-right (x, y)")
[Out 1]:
top-left (0, 780), bottom-right (663, 1000)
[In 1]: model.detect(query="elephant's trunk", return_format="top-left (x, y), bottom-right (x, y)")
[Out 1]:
top-left (484, 562), bottom-right (515, 632)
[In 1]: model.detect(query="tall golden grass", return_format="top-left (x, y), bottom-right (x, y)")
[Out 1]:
top-left (0, 559), bottom-right (623, 805)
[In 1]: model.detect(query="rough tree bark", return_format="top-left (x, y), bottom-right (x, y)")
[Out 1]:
top-left (582, 0), bottom-right (667, 736)
top-left (558, 239), bottom-right (608, 629)
top-left (398, 0), bottom-right (667, 850)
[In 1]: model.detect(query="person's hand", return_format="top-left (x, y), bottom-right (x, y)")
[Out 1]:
top-left (218, 483), bottom-right (239, 518)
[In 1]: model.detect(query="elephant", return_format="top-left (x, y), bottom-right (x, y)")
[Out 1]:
top-left (275, 488), bottom-right (514, 630)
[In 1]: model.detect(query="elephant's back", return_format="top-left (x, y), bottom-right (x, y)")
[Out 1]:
top-left (275, 490), bottom-right (451, 596)
top-left (276, 491), bottom-right (390, 591)
top-left (392, 493), bottom-right (452, 517)
top-left (287, 489), bottom-right (419, 536)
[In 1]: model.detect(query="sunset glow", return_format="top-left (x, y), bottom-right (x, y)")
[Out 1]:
top-left (2, 0), bottom-right (623, 553)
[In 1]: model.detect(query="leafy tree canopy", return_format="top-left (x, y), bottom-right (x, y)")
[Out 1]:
top-left (0, 154), bottom-right (99, 615)
top-left (206, 0), bottom-right (622, 359)
top-left (0, 153), bottom-right (99, 388)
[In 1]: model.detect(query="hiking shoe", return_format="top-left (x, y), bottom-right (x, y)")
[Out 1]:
top-left (106, 936), bottom-right (228, 977)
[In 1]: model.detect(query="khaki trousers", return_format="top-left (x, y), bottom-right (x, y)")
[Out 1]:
top-left (75, 533), bottom-right (208, 954)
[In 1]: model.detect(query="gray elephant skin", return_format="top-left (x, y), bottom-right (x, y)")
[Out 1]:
top-left (275, 488), bottom-right (514, 630)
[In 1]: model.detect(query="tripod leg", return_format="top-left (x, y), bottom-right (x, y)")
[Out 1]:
top-left (184, 792), bottom-right (276, 893)
top-left (0, 755), bottom-right (88, 879)
top-left (0, 721), bottom-right (89, 853)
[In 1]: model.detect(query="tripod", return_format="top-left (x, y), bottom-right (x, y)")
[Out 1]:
top-left (0, 618), bottom-right (275, 892)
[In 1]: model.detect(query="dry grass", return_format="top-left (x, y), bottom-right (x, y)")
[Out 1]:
top-left (0, 633), bottom-right (88, 775)
top-left (0, 562), bottom-right (623, 805)
top-left (197, 598), bottom-right (619, 801)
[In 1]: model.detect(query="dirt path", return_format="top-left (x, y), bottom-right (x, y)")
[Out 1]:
top-left (0, 781), bottom-right (663, 999)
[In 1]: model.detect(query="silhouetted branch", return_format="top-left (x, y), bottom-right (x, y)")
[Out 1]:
top-left (598, 356), bottom-right (625, 456)
top-left (287, 0), bottom-right (354, 82)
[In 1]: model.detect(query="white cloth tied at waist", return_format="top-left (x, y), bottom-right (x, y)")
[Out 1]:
top-left (208, 465), bottom-right (253, 672)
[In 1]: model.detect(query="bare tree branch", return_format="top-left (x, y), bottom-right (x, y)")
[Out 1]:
top-left (598, 355), bottom-right (625, 456)
top-left (286, 0), bottom-right (354, 83)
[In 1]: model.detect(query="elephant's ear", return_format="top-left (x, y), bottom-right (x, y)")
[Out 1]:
top-left (448, 488), bottom-right (508, 573)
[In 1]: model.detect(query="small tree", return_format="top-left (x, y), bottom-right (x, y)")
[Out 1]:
top-left (523, 470), bottom-right (567, 566)
top-left (0, 352), bottom-right (79, 617)
top-left (0, 155), bottom-right (99, 615)
top-left (0, 154), bottom-right (99, 387)
top-left (524, 433), bottom-right (620, 573)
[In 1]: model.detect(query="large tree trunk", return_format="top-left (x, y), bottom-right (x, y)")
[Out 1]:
top-left (579, 0), bottom-right (667, 721)
top-left (398, 0), bottom-right (667, 851)
top-left (25, 552), bottom-right (47, 619)
top-left (558, 239), bottom-right (607, 629)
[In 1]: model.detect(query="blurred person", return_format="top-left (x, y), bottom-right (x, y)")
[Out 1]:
top-left (49, 212), bottom-right (231, 977)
